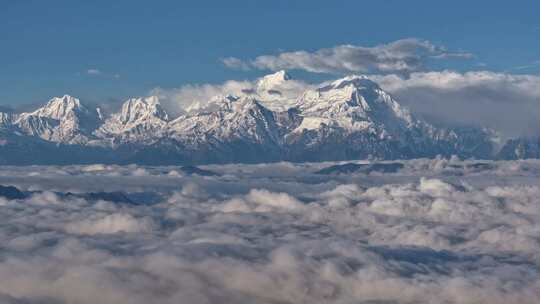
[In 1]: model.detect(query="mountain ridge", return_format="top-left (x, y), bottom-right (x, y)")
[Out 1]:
top-left (0, 72), bottom-right (507, 164)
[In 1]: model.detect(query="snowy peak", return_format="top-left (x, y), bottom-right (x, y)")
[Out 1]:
top-left (119, 96), bottom-right (169, 124)
top-left (256, 70), bottom-right (291, 91)
top-left (185, 95), bottom-right (239, 114)
top-left (215, 95), bottom-right (263, 113)
top-left (252, 70), bottom-right (308, 112)
top-left (298, 75), bottom-right (412, 121)
top-left (96, 96), bottom-right (169, 141)
top-left (169, 94), bottom-right (282, 150)
top-left (287, 75), bottom-right (417, 136)
top-left (184, 95), bottom-right (270, 117)
top-left (32, 95), bottom-right (86, 120)
top-left (325, 75), bottom-right (376, 91)
top-left (10, 95), bottom-right (103, 143)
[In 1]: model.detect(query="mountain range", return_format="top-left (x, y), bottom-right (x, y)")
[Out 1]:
top-left (0, 71), bottom-right (527, 165)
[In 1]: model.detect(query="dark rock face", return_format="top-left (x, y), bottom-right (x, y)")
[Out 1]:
top-left (448, 162), bottom-right (495, 172)
top-left (496, 138), bottom-right (540, 160)
top-left (64, 191), bottom-right (135, 204)
top-left (179, 166), bottom-right (220, 176)
top-left (0, 185), bottom-right (139, 204)
top-left (316, 162), bottom-right (404, 175)
top-left (0, 185), bottom-right (27, 200)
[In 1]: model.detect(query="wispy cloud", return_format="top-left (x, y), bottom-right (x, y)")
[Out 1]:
top-left (513, 60), bottom-right (540, 71)
top-left (84, 68), bottom-right (120, 79)
top-left (221, 57), bottom-right (250, 71)
top-left (86, 68), bottom-right (102, 75)
top-left (223, 38), bottom-right (472, 75)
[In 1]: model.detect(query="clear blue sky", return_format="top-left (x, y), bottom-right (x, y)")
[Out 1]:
top-left (1, 0), bottom-right (539, 106)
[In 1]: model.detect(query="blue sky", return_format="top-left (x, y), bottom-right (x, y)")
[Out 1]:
top-left (1, 0), bottom-right (539, 106)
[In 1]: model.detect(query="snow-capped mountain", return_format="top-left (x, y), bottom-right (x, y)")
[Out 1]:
top-left (185, 70), bottom-right (300, 114)
top-left (167, 96), bottom-right (286, 163)
top-left (0, 72), bottom-right (500, 164)
top-left (293, 75), bottom-right (415, 133)
top-left (10, 95), bottom-right (102, 144)
top-left (256, 70), bottom-right (291, 91)
top-left (282, 76), bottom-right (495, 161)
top-left (96, 96), bottom-right (169, 144)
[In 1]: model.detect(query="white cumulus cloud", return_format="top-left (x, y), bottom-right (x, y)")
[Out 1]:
top-left (223, 38), bottom-right (472, 75)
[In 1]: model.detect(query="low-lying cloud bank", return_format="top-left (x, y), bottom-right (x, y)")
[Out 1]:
top-left (0, 159), bottom-right (539, 303)
top-left (374, 71), bottom-right (540, 137)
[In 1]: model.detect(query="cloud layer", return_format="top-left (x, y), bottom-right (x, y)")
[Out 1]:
top-left (373, 71), bottom-right (540, 137)
top-left (0, 159), bottom-right (539, 303)
top-left (223, 39), bottom-right (472, 75)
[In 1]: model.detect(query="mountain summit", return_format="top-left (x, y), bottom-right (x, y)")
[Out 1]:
top-left (97, 96), bottom-right (169, 143)
top-left (32, 95), bottom-right (84, 120)
top-left (256, 70), bottom-right (291, 91)
top-left (15, 95), bottom-right (101, 144)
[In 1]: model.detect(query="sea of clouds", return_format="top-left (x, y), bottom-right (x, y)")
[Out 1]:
top-left (0, 158), bottom-right (539, 303)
